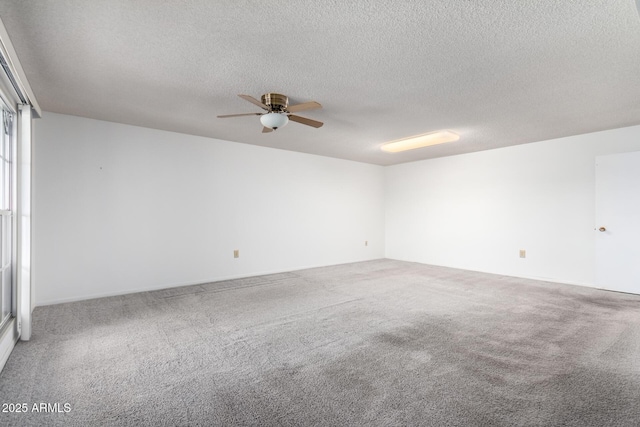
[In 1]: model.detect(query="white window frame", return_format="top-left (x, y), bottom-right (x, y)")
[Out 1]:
top-left (0, 16), bottom-right (39, 372)
top-left (0, 92), bottom-right (18, 371)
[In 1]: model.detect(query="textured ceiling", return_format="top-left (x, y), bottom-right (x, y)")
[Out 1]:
top-left (1, 0), bottom-right (640, 165)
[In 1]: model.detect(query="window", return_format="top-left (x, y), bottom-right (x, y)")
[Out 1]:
top-left (0, 102), bottom-right (14, 330)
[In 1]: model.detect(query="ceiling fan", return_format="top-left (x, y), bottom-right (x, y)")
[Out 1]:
top-left (218, 93), bottom-right (323, 133)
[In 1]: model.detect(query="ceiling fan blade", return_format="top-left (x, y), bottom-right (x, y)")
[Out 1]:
top-left (262, 126), bottom-right (273, 133)
top-left (289, 115), bottom-right (323, 128)
top-left (217, 112), bottom-right (261, 118)
top-left (238, 94), bottom-right (269, 110)
top-left (287, 101), bottom-right (322, 113)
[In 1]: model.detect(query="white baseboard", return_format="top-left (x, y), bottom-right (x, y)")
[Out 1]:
top-left (384, 257), bottom-right (596, 290)
top-left (35, 257), bottom-right (385, 307)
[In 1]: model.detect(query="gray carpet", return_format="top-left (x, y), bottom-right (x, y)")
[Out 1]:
top-left (1, 259), bottom-right (639, 426)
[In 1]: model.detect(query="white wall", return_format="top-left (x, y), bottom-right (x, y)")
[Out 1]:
top-left (33, 113), bottom-right (385, 305)
top-left (385, 125), bottom-right (640, 287)
top-left (33, 113), bottom-right (640, 305)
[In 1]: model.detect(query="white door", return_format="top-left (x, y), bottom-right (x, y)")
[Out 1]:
top-left (595, 151), bottom-right (640, 294)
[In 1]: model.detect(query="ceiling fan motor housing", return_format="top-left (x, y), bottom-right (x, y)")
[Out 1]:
top-left (261, 93), bottom-right (288, 112)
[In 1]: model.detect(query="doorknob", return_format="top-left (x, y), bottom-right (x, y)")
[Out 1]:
top-left (599, 227), bottom-right (606, 232)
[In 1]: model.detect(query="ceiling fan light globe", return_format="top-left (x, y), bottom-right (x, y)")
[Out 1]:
top-left (260, 112), bottom-right (288, 130)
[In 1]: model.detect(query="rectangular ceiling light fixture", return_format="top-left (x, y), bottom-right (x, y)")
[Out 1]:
top-left (380, 130), bottom-right (460, 153)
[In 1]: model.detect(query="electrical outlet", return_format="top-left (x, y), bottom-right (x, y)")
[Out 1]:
top-left (519, 250), bottom-right (526, 258)
top-left (233, 249), bottom-right (239, 258)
